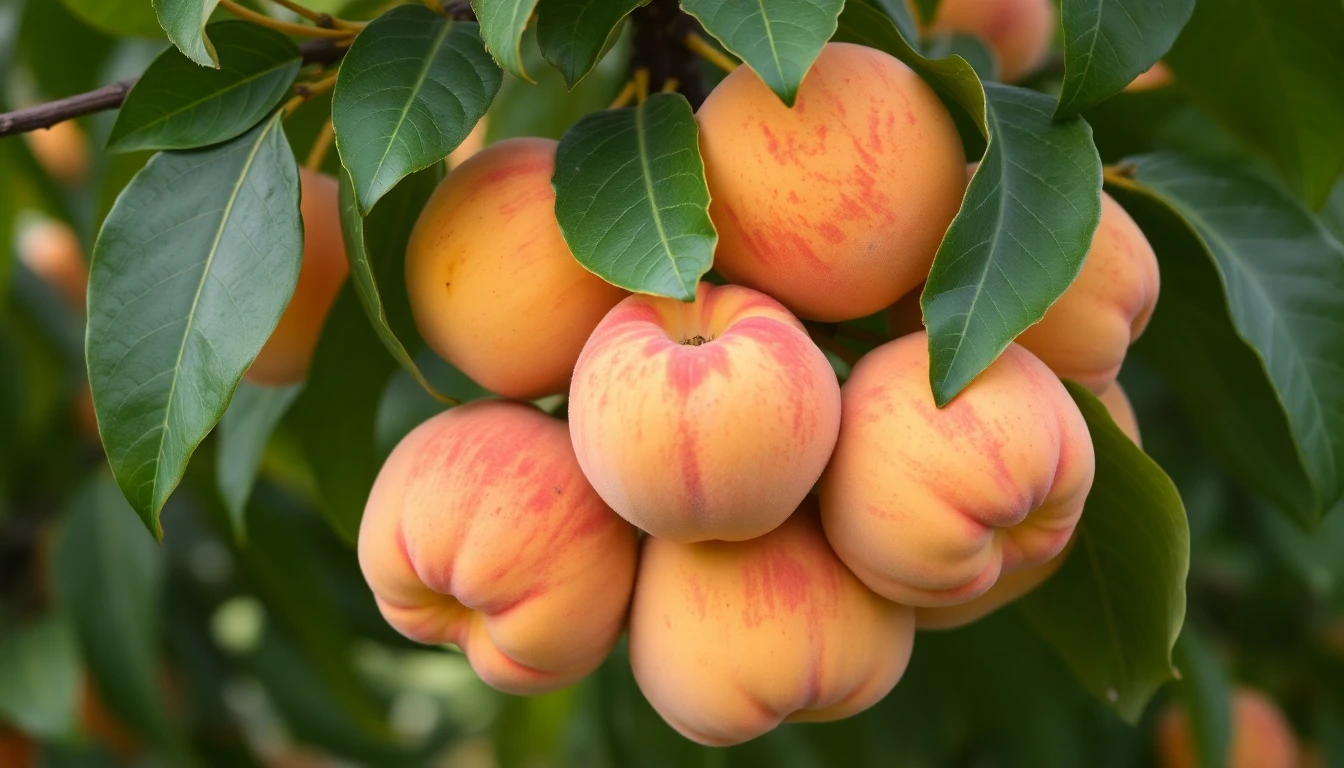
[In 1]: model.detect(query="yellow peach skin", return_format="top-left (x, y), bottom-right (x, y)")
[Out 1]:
top-left (568, 283), bottom-right (841, 542)
top-left (629, 500), bottom-right (915, 746)
top-left (358, 401), bottom-right (637, 694)
top-left (1157, 687), bottom-right (1301, 768)
top-left (696, 43), bottom-right (966, 322)
top-left (406, 137), bottom-right (627, 399)
top-left (927, 0), bottom-right (1057, 83)
top-left (819, 332), bottom-right (1095, 608)
top-left (246, 169), bottom-right (349, 386)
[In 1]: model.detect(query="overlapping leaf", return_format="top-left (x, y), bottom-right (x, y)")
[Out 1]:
top-left (153, 0), bottom-right (221, 67)
top-left (0, 615), bottom-right (80, 738)
top-left (1054, 0), bottom-right (1193, 119)
top-left (474, 0), bottom-right (542, 81)
top-left (536, 0), bottom-right (641, 88)
top-left (62, 0), bottom-right (165, 39)
top-left (216, 380), bottom-right (302, 541)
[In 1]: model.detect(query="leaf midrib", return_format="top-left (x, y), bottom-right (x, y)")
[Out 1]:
top-left (365, 19), bottom-right (455, 200)
top-left (634, 98), bottom-right (692, 299)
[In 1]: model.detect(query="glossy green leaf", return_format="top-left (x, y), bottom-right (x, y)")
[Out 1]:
top-left (474, 0), bottom-right (542, 81)
top-left (1021, 382), bottom-right (1189, 723)
top-left (873, 0), bottom-right (921, 47)
top-left (553, 92), bottom-right (715, 300)
top-left (153, 0), bottom-right (221, 67)
top-left (536, 0), bottom-right (640, 88)
top-left (1173, 627), bottom-right (1232, 768)
top-left (922, 32), bottom-right (997, 83)
top-left (0, 614), bottom-right (80, 738)
top-left (108, 21), bottom-right (300, 152)
top-left (87, 113), bottom-right (302, 538)
top-left (60, 0), bottom-right (165, 39)
top-left (332, 6), bottom-right (501, 214)
top-left (681, 0), bottom-right (843, 106)
top-left (1053, 0), bottom-right (1193, 119)
top-left (1164, 0), bottom-right (1344, 206)
top-left (216, 380), bottom-right (302, 541)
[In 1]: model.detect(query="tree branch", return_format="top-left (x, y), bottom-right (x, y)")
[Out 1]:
top-left (0, 39), bottom-right (348, 138)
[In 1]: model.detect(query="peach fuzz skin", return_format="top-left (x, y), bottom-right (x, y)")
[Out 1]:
top-left (696, 42), bottom-right (966, 322)
top-left (819, 332), bottom-right (1095, 608)
top-left (629, 500), bottom-right (915, 746)
top-left (358, 400), bottom-right (637, 694)
top-left (406, 137), bottom-right (627, 399)
top-left (568, 283), bottom-right (842, 543)
top-left (1157, 687), bottom-right (1300, 768)
top-left (246, 169), bottom-right (349, 386)
top-left (926, 0), bottom-right (1057, 83)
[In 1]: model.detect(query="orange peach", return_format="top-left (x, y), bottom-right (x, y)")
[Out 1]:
top-left (24, 119), bottom-right (89, 186)
top-left (406, 138), bottom-right (627, 399)
top-left (1098, 381), bottom-right (1140, 443)
top-left (246, 169), bottom-right (349, 386)
top-left (568, 283), bottom-right (841, 542)
top-left (358, 400), bottom-right (637, 694)
top-left (696, 42), bottom-right (966, 322)
top-left (628, 500), bottom-right (915, 746)
top-left (18, 218), bottom-right (87, 311)
top-left (927, 0), bottom-right (1057, 83)
top-left (819, 332), bottom-right (1094, 607)
top-left (1157, 687), bottom-right (1300, 768)
top-left (1125, 62), bottom-right (1174, 92)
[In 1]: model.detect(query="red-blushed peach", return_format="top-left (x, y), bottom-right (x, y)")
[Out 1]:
top-left (568, 283), bottom-right (841, 542)
top-left (358, 400), bottom-right (637, 694)
top-left (696, 43), bottom-right (966, 322)
top-left (819, 332), bottom-right (1094, 607)
top-left (1015, 191), bottom-right (1160, 393)
top-left (406, 138), bottom-right (627, 399)
top-left (628, 499), bottom-right (915, 746)
top-left (1157, 687), bottom-right (1301, 768)
top-left (246, 169), bottom-right (349, 386)
top-left (926, 0), bottom-right (1057, 83)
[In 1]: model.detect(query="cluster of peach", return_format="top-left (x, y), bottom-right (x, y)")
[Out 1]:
top-left (353, 39), bottom-right (1160, 747)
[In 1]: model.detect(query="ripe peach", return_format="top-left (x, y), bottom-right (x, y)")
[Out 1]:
top-left (1098, 381), bottom-right (1140, 444)
top-left (1125, 62), bottom-right (1174, 92)
top-left (1015, 192), bottom-right (1160, 393)
top-left (628, 500), bottom-right (915, 746)
top-left (1156, 687), bottom-right (1300, 768)
top-left (926, 0), bottom-right (1057, 83)
top-left (358, 400), bottom-right (637, 694)
top-left (246, 169), bottom-right (349, 386)
top-left (696, 43), bottom-right (966, 322)
top-left (406, 138), bottom-right (627, 399)
top-left (819, 332), bottom-right (1094, 607)
top-left (18, 218), bottom-right (87, 311)
top-left (24, 119), bottom-right (89, 186)
top-left (568, 283), bottom-right (841, 542)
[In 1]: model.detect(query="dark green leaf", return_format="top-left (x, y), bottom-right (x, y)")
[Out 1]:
top-left (152, 0), bottom-right (218, 66)
top-left (922, 32), bottom-right (997, 83)
top-left (536, 0), bottom-right (640, 88)
top-left (1322, 174), bottom-right (1344, 243)
top-left (19, 0), bottom-right (115, 98)
top-left (873, 0), bottom-right (921, 47)
top-left (216, 380), bottom-right (302, 541)
top-left (60, 0), bottom-right (164, 39)
top-left (474, 0), bottom-right (542, 81)
top-left (681, 0), bottom-right (843, 106)
top-left (909, 0), bottom-right (938, 25)
top-left (1173, 627), bottom-right (1232, 768)
top-left (332, 7), bottom-right (501, 214)
top-left (0, 614), bottom-right (80, 738)
top-left (553, 92), bottom-right (715, 300)
top-left (1266, 497), bottom-right (1344, 595)
top-left (87, 113), bottom-right (302, 538)
top-left (1053, 0), bottom-right (1193, 119)
top-left (1021, 382), bottom-right (1189, 723)
top-left (1164, 0), bottom-right (1344, 206)
top-left (487, 25), bottom-right (629, 141)
top-left (108, 21), bottom-right (301, 152)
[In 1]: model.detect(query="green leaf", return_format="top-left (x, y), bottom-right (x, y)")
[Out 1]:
top-left (332, 6), bottom-right (501, 214)
top-left (337, 167), bottom-right (451, 402)
top-left (1173, 627), bottom-right (1232, 768)
top-left (87, 113), bottom-right (302, 538)
top-left (922, 32), bottom-right (998, 83)
top-left (553, 92), bottom-right (715, 301)
top-left (20, 0), bottom-right (115, 98)
top-left (0, 614), bottom-right (80, 738)
top-left (1021, 382), bottom-right (1189, 724)
top-left (60, 0), bottom-right (165, 39)
top-left (153, 0), bottom-right (221, 67)
top-left (474, 0), bottom-right (542, 81)
top-left (536, 0), bottom-right (640, 88)
top-left (216, 380), bottom-right (302, 542)
top-left (1053, 0), bottom-right (1193, 119)
top-left (1164, 0), bottom-right (1344, 206)
top-left (1118, 153), bottom-right (1344, 523)
top-left (681, 0), bottom-right (843, 106)
top-left (108, 21), bottom-right (301, 152)
top-left (872, 0), bottom-right (922, 47)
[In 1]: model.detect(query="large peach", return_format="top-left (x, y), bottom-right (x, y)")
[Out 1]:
top-left (819, 332), bottom-right (1094, 607)
top-left (1156, 687), bottom-right (1300, 768)
top-left (568, 283), bottom-right (841, 542)
top-left (696, 43), bottom-right (966, 322)
top-left (406, 138), bottom-right (627, 399)
top-left (246, 169), bottom-right (349, 386)
top-left (926, 0), bottom-right (1057, 83)
top-left (629, 500), bottom-right (915, 746)
top-left (358, 400), bottom-right (637, 694)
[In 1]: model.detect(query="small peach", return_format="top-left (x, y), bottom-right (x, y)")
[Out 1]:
top-left (1125, 62), bottom-right (1174, 92)
top-left (18, 218), bottom-right (87, 311)
top-left (24, 119), bottom-right (89, 186)
top-left (1156, 687), bottom-right (1300, 768)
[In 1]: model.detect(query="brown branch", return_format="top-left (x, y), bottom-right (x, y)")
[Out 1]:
top-left (0, 39), bottom-right (348, 138)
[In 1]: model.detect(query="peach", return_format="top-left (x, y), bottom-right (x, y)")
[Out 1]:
top-left (696, 42), bottom-right (966, 322)
top-left (926, 0), bottom-right (1057, 83)
top-left (1125, 62), bottom-right (1174, 92)
top-left (628, 500), bottom-right (915, 746)
top-left (24, 119), bottom-right (89, 186)
top-left (1157, 687), bottom-right (1300, 768)
top-left (568, 283), bottom-right (841, 542)
top-left (406, 138), bottom-right (627, 399)
top-left (18, 218), bottom-right (87, 311)
top-left (246, 169), bottom-right (349, 386)
top-left (1098, 381), bottom-right (1141, 444)
top-left (819, 332), bottom-right (1094, 607)
top-left (1015, 191), bottom-right (1160, 393)
top-left (357, 400), bottom-right (637, 694)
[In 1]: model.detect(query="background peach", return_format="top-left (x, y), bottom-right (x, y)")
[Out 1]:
top-left (629, 500), bottom-right (915, 746)
top-left (18, 218), bottom-right (87, 311)
top-left (926, 0), bottom-right (1057, 83)
top-left (569, 283), bottom-right (841, 542)
top-left (358, 401), bottom-right (637, 694)
top-left (1157, 687), bottom-right (1300, 768)
top-left (696, 42), bottom-right (966, 322)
